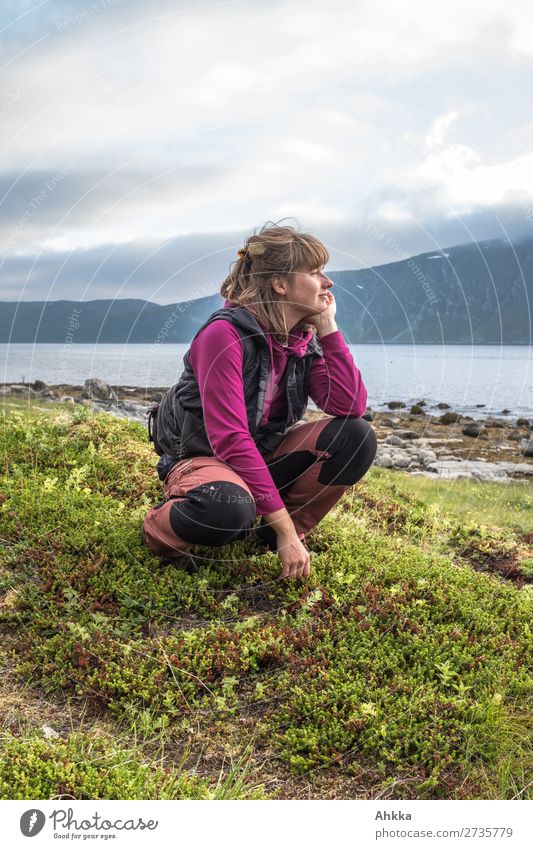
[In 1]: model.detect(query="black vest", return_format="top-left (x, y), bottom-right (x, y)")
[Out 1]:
top-left (155, 304), bottom-right (323, 479)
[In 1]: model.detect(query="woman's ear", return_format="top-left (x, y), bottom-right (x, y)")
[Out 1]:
top-left (271, 274), bottom-right (288, 296)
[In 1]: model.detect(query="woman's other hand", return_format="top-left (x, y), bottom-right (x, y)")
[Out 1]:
top-left (276, 531), bottom-right (311, 579)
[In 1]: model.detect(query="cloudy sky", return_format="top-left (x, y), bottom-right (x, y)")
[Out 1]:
top-left (2, 0), bottom-right (533, 303)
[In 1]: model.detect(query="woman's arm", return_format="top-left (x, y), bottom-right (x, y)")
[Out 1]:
top-left (188, 320), bottom-right (287, 516)
top-left (307, 328), bottom-right (368, 417)
top-left (306, 291), bottom-right (367, 417)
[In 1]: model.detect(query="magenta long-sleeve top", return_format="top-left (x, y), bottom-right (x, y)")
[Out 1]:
top-left (188, 301), bottom-right (368, 516)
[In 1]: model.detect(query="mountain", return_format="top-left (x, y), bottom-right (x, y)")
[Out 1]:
top-left (0, 297), bottom-right (220, 344)
top-left (1, 237), bottom-right (532, 343)
top-left (330, 237), bottom-right (533, 344)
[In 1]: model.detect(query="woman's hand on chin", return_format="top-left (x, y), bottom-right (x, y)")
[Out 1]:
top-left (305, 291), bottom-right (338, 336)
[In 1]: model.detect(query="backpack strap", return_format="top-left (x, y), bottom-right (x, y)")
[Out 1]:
top-left (147, 402), bottom-right (161, 449)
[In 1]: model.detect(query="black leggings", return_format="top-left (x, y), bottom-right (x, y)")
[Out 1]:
top-left (165, 416), bottom-right (377, 549)
top-left (266, 415), bottom-right (377, 490)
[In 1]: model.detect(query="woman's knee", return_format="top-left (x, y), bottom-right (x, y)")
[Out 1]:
top-left (168, 480), bottom-right (257, 546)
top-left (316, 416), bottom-right (377, 484)
top-left (349, 417), bottom-right (378, 465)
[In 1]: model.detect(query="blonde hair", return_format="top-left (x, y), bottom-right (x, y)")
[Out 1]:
top-left (220, 220), bottom-right (330, 344)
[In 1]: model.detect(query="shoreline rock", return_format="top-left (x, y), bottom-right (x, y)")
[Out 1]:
top-left (2, 382), bottom-right (532, 482)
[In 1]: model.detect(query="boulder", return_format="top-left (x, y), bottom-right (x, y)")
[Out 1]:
top-left (81, 378), bottom-right (118, 402)
top-left (396, 429), bottom-right (420, 440)
top-left (10, 385), bottom-right (37, 397)
top-left (484, 417), bottom-right (506, 428)
top-left (385, 435), bottom-right (405, 447)
top-left (387, 401), bottom-right (405, 409)
top-left (523, 438), bottom-right (533, 458)
top-left (374, 454), bottom-right (393, 468)
top-left (463, 422), bottom-right (484, 438)
top-left (393, 455), bottom-right (411, 468)
top-left (32, 380), bottom-right (47, 392)
top-left (410, 404), bottom-right (425, 414)
top-left (380, 416), bottom-right (401, 428)
top-left (439, 411), bottom-right (461, 425)
top-left (516, 418), bottom-right (530, 428)
top-left (436, 402), bottom-right (450, 409)
top-left (121, 402), bottom-right (149, 414)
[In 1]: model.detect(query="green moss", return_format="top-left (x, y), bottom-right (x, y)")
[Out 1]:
top-left (1, 405), bottom-right (532, 800)
top-left (0, 731), bottom-right (209, 800)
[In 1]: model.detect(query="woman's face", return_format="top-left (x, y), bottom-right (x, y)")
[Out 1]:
top-left (288, 264), bottom-right (334, 318)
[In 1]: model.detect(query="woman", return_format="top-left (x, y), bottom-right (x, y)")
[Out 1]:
top-left (142, 222), bottom-right (377, 579)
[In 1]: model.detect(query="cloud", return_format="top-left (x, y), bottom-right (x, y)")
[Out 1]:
top-left (4, 202), bottom-right (532, 304)
top-left (1, 0), bottom-right (533, 301)
top-left (0, 159), bottom-right (233, 254)
top-left (415, 107), bottom-right (533, 210)
top-left (0, 231), bottom-right (245, 303)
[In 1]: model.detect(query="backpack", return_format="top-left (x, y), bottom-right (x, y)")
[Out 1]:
top-left (147, 402), bottom-right (164, 456)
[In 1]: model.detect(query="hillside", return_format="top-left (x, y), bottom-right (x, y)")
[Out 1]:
top-left (0, 402), bottom-right (531, 800)
top-left (1, 237), bottom-right (532, 343)
top-left (332, 238), bottom-right (533, 344)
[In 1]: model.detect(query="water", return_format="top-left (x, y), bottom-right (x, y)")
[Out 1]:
top-left (1, 342), bottom-right (532, 420)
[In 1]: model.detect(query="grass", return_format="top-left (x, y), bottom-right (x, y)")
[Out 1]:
top-left (0, 402), bottom-right (531, 800)
top-left (392, 472), bottom-right (533, 533)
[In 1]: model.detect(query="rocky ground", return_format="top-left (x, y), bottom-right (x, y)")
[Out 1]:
top-left (2, 379), bottom-right (532, 482)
